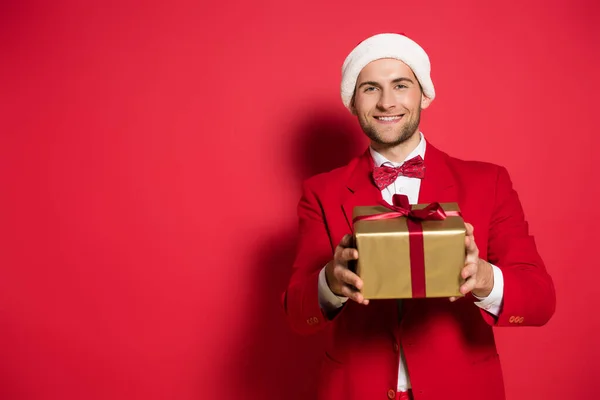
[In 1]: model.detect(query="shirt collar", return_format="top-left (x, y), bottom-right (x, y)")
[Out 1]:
top-left (369, 132), bottom-right (427, 167)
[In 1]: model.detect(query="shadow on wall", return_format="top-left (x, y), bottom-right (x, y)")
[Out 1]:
top-left (292, 108), bottom-right (368, 182)
top-left (235, 108), bottom-right (365, 399)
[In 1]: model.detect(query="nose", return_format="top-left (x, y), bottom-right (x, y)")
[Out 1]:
top-left (377, 88), bottom-right (396, 111)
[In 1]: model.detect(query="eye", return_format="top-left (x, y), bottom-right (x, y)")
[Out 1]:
top-left (363, 86), bottom-right (377, 92)
top-left (395, 84), bottom-right (408, 89)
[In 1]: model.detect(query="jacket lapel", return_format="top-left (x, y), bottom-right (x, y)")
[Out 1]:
top-left (418, 142), bottom-right (459, 204)
top-left (341, 150), bottom-right (383, 232)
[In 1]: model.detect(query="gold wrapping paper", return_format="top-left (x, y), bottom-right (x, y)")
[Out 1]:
top-left (353, 203), bottom-right (466, 299)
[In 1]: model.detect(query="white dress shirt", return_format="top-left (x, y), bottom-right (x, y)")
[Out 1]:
top-left (317, 133), bottom-right (505, 392)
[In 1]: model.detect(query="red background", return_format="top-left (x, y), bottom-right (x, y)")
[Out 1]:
top-left (1, 1), bottom-right (599, 399)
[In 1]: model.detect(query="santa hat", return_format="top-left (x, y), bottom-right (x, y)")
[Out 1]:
top-left (340, 33), bottom-right (435, 111)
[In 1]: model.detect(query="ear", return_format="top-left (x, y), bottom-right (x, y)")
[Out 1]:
top-left (349, 94), bottom-right (358, 115)
top-left (420, 94), bottom-right (432, 110)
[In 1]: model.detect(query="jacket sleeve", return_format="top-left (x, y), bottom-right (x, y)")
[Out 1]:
top-left (480, 166), bottom-right (556, 327)
top-left (281, 180), bottom-right (345, 335)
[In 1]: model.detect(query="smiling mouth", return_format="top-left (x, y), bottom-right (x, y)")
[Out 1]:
top-left (374, 115), bottom-right (404, 122)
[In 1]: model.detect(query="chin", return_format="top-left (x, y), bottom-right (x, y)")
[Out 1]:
top-left (361, 122), bottom-right (416, 146)
top-left (376, 132), bottom-right (409, 145)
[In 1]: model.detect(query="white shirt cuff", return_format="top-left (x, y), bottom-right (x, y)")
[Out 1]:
top-left (318, 266), bottom-right (348, 311)
top-left (473, 264), bottom-right (504, 317)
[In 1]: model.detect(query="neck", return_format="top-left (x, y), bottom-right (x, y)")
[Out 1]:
top-left (370, 130), bottom-right (421, 163)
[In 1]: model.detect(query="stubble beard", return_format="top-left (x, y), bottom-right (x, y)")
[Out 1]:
top-left (360, 106), bottom-right (422, 148)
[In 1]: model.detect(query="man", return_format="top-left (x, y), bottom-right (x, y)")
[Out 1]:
top-left (281, 33), bottom-right (555, 400)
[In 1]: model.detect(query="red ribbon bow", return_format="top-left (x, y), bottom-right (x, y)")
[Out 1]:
top-left (353, 194), bottom-right (455, 224)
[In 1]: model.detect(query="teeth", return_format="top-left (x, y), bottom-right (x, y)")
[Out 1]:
top-left (377, 116), bottom-right (401, 121)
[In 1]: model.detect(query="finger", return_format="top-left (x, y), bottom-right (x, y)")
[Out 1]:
top-left (334, 235), bottom-right (355, 261)
top-left (340, 247), bottom-right (358, 262)
top-left (334, 245), bottom-right (343, 262)
top-left (461, 263), bottom-right (477, 280)
top-left (465, 233), bottom-right (477, 252)
top-left (339, 234), bottom-right (353, 248)
top-left (465, 249), bottom-right (479, 265)
top-left (465, 237), bottom-right (479, 262)
top-left (340, 284), bottom-right (365, 304)
top-left (460, 276), bottom-right (477, 295)
top-left (336, 267), bottom-right (364, 290)
top-left (465, 223), bottom-right (474, 236)
top-left (449, 296), bottom-right (457, 302)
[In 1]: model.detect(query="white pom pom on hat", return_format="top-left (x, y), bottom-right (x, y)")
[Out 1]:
top-left (340, 33), bottom-right (435, 111)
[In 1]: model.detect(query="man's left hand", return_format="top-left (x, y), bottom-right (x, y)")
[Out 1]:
top-left (450, 222), bottom-right (494, 302)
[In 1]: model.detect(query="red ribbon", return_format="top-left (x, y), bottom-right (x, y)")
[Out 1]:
top-left (353, 194), bottom-right (461, 298)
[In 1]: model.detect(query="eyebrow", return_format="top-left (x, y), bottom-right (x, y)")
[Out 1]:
top-left (357, 77), bottom-right (415, 88)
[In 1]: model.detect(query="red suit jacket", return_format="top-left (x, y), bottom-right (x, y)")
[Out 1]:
top-left (282, 142), bottom-right (555, 400)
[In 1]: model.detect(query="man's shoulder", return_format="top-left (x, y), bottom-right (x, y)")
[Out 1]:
top-left (441, 148), bottom-right (507, 180)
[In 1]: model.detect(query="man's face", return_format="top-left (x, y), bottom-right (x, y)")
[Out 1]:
top-left (351, 58), bottom-right (431, 147)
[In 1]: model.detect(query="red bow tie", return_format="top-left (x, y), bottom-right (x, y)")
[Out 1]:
top-left (372, 155), bottom-right (425, 190)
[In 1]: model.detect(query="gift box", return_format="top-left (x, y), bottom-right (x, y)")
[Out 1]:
top-left (352, 196), bottom-right (466, 299)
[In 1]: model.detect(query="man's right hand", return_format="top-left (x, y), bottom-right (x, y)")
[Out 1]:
top-left (325, 234), bottom-right (369, 305)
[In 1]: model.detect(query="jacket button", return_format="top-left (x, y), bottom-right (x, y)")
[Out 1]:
top-left (387, 389), bottom-right (395, 399)
top-left (393, 342), bottom-right (399, 352)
